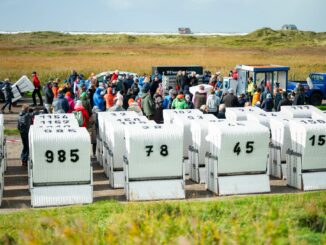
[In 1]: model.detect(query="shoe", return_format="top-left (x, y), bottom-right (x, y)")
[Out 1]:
top-left (30, 104), bottom-right (36, 106)
top-left (8, 110), bottom-right (13, 113)
top-left (38, 104), bottom-right (43, 106)
top-left (22, 161), bottom-right (27, 167)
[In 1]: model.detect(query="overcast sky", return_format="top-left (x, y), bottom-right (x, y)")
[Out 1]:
top-left (0, 0), bottom-right (325, 33)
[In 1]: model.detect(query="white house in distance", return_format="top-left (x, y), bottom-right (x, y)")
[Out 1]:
top-left (282, 24), bottom-right (298, 30)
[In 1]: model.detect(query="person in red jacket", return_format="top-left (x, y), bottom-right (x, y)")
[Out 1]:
top-left (73, 100), bottom-right (89, 127)
top-left (31, 71), bottom-right (43, 106)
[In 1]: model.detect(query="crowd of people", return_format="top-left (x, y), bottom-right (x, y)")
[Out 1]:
top-left (1, 69), bottom-right (305, 166)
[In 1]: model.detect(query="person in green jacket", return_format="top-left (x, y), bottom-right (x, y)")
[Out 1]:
top-left (172, 91), bottom-right (188, 109)
top-left (141, 85), bottom-right (155, 120)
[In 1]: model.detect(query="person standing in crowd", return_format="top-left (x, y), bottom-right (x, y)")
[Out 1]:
top-left (80, 92), bottom-right (92, 117)
top-left (17, 104), bottom-right (31, 167)
top-left (247, 77), bottom-right (254, 103)
top-left (175, 70), bottom-right (182, 91)
top-left (252, 87), bottom-right (262, 106)
top-left (68, 70), bottom-right (78, 86)
top-left (238, 93), bottom-right (246, 107)
top-left (162, 89), bottom-right (175, 109)
top-left (141, 85), bottom-right (155, 120)
top-left (293, 84), bottom-right (305, 105)
top-left (93, 87), bottom-right (105, 111)
top-left (130, 78), bottom-right (140, 99)
top-left (261, 93), bottom-right (274, 112)
top-left (189, 72), bottom-right (198, 86)
top-left (194, 85), bottom-right (207, 109)
top-left (185, 94), bottom-right (194, 109)
top-left (180, 71), bottom-right (190, 91)
top-left (221, 88), bottom-right (239, 107)
top-left (31, 71), bottom-right (43, 106)
top-left (217, 104), bottom-right (226, 119)
top-left (73, 100), bottom-right (89, 127)
top-left (104, 87), bottom-right (116, 111)
top-left (65, 92), bottom-right (75, 113)
top-left (274, 88), bottom-right (282, 111)
top-left (89, 106), bottom-right (100, 158)
top-left (53, 92), bottom-right (69, 113)
top-left (153, 89), bottom-right (164, 123)
top-left (52, 78), bottom-right (60, 99)
top-left (150, 76), bottom-right (160, 97)
top-left (109, 99), bottom-right (125, 112)
top-left (206, 89), bottom-right (220, 115)
top-left (277, 91), bottom-right (292, 111)
top-left (127, 98), bottom-right (143, 116)
top-left (1, 78), bottom-right (13, 113)
top-left (87, 79), bottom-right (97, 108)
top-left (172, 91), bottom-right (188, 109)
top-left (44, 80), bottom-right (54, 113)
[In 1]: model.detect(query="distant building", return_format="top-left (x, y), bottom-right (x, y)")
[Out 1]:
top-left (178, 27), bottom-right (192, 34)
top-left (282, 24), bottom-right (298, 31)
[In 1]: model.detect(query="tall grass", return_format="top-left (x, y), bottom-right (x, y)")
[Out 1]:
top-left (0, 29), bottom-right (325, 82)
top-left (0, 192), bottom-right (325, 244)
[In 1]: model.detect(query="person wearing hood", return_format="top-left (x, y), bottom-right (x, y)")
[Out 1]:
top-left (193, 85), bottom-right (207, 109)
top-left (261, 93), bottom-right (274, 112)
top-left (127, 98), bottom-right (143, 116)
top-left (44, 80), bottom-right (54, 113)
top-left (104, 87), bottom-right (116, 110)
top-left (73, 100), bottom-right (89, 127)
top-left (17, 104), bottom-right (32, 167)
top-left (153, 89), bottom-right (164, 123)
top-left (185, 94), bottom-right (194, 109)
top-left (65, 92), bottom-right (75, 113)
top-left (93, 87), bottom-right (105, 111)
top-left (141, 85), bottom-right (155, 120)
top-left (172, 91), bottom-right (188, 109)
top-left (53, 92), bottom-right (69, 113)
top-left (80, 91), bottom-right (92, 117)
top-left (1, 78), bottom-right (13, 113)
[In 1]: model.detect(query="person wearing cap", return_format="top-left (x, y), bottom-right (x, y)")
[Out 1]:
top-left (31, 71), bottom-right (43, 106)
top-left (261, 93), bottom-right (274, 112)
top-left (141, 85), bottom-right (155, 120)
top-left (220, 88), bottom-right (239, 107)
top-left (1, 78), bottom-right (13, 113)
top-left (193, 85), bottom-right (207, 109)
top-left (17, 104), bottom-right (32, 167)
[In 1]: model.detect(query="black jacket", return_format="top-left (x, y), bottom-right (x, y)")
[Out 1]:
top-left (44, 84), bottom-right (54, 104)
top-left (277, 98), bottom-right (292, 111)
top-left (17, 111), bottom-right (31, 135)
top-left (221, 94), bottom-right (239, 107)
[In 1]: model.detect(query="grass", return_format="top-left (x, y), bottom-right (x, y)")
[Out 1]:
top-left (0, 192), bottom-right (325, 244)
top-left (3, 128), bottom-right (19, 136)
top-left (0, 28), bottom-right (325, 82)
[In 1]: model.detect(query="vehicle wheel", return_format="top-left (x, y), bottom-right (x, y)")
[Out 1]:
top-left (310, 93), bottom-right (323, 106)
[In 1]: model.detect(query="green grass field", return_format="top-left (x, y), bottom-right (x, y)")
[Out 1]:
top-left (0, 192), bottom-right (325, 244)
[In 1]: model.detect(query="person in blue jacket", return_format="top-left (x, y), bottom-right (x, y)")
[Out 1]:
top-left (93, 87), bottom-right (105, 111)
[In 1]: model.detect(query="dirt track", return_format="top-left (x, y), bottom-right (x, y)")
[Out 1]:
top-left (0, 98), bottom-right (300, 212)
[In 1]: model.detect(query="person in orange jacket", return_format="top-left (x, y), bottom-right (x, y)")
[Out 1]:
top-left (104, 87), bottom-right (116, 110)
top-left (252, 88), bottom-right (262, 106)
top-left (52, 78), bottom-right (60, 99)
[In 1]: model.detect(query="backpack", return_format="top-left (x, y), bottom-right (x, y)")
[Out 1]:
top-left (73, 111), bottom-right (84, 126)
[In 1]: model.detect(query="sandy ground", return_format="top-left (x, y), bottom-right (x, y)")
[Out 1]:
top-left (0, 97), bottom-right (300, 213)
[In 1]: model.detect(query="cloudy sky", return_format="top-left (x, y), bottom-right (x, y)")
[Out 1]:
top-left (0, 0), bottom-right (325, 33)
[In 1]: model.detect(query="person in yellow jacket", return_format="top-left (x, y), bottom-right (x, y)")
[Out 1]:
top-left (252, 87), bottom-right (262, 106)
top-left (247, 77), bottom-right (254, 103)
